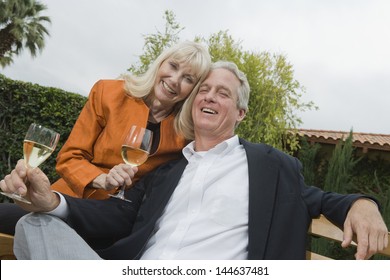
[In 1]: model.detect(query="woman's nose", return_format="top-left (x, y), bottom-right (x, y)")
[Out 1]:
top-left (171, 72), bottom-right (181, 86)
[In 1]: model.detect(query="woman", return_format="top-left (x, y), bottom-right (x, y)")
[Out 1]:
top-left (52, 41), bottom-right (211, 199)
top-left (0, 40), bottom-right (211, 234)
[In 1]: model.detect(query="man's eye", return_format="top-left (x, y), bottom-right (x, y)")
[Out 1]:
top-left (219, 91), bottom-right (229, 97)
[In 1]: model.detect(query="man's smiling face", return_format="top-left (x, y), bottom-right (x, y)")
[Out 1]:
top-left (192, 68), bottom-right (246, 140)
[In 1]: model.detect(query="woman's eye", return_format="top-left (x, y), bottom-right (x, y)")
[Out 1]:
top-left (169, 62), bottom-right (178, 69)
top-left (185, 76), bottom-right (194, 83)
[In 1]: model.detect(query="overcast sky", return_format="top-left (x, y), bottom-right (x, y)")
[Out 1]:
top-left (1, 0), bottom-right (389, 134)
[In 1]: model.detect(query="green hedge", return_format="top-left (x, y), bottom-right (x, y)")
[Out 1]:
top-left (0, 74), bottom-right (87, 202)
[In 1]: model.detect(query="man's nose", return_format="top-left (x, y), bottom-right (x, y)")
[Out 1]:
top-left (203, 90), bottom-right (216, 102)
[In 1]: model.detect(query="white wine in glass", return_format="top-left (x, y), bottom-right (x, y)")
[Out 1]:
top-left (121, 145), bottom-right (149, 167)
top-left (23, 140), bottom-right (54, 168)
top-left (109, 125), bottom-right (153, 202)
top-left (0, 123), bottom-right (60, 204)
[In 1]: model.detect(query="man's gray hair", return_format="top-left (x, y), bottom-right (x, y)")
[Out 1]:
top-left (211, 61), bottom-right (250, 112)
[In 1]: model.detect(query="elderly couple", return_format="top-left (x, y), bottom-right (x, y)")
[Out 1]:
top-left (0, 41), bottom-right (388, 260)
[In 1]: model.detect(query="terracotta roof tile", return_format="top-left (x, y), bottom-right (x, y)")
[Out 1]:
top-left (296, 129), bottom-right (390, 152)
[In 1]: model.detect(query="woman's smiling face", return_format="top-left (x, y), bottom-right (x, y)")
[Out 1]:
top-left (153, 59), bottom-right (197, 107)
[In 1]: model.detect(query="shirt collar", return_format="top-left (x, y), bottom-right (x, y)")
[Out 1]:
top-left (183, 135), bottom-right (240, 161)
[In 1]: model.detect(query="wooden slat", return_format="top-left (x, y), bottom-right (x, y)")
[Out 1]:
top-left (308, 215), bottom-right (390, 259)
top-left (0, 232), bottom-right (15, 260)
top-left (306, 250), bottom-right (332, 260)
top-left (310, 215), bottom-right (356, 245)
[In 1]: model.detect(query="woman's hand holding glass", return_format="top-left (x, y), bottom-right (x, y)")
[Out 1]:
top-left (106, 164), bottom-right (138, 188)
top-left (109, 125), bottom-right (153, 202)
top-left (89, 164), bottom-right (138, 191)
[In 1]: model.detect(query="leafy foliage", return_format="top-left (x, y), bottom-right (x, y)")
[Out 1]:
top-left (0, 74), bottom-right (86, 202)
top-left (297, 138), bottom-right (321, 186)
top-left (0, 0), bottom-right (51, 67)
top-left (324, 131), bottom-right (360, 193)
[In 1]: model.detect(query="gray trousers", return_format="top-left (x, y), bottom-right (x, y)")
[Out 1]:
top-left (14, 213), bottom-right (102, 260)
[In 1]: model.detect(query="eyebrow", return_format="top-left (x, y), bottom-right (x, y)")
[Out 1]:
top-left (199, 83), bottom-right (232, 93)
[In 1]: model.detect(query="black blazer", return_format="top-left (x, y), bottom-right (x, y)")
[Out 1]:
top-left (65, 138), bottom-right (364, 259)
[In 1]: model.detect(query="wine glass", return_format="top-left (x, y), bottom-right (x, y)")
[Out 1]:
top-left (109, 125), bottom-right (153, 202)
top-left (0, 123), bottom-right (60, 204)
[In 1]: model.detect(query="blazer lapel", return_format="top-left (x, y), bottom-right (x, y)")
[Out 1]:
top-left (148, 158), bottom-right (188, 218)
top-left (240, 139), bottom-right (281, 259)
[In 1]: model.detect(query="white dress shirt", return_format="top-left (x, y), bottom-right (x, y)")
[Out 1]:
top-left (140, 135), bottom-right (249, 260)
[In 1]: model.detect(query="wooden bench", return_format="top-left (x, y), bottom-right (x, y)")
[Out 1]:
top-left (0, 232), bottom-right (16, 260)
top-left (1, 215), bottom-right (389, 260)
top-left (307, 215), bottom-right (390, 259)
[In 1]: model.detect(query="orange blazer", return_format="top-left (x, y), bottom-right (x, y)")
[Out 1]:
top-left (51, 79), bottom-right (187, 199)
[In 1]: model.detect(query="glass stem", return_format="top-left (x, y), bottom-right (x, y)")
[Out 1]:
top-left (116, 185), bottom-right (126, 199)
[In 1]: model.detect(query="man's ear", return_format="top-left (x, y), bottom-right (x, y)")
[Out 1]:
top-left (237, 109), bottom-right (246, 122)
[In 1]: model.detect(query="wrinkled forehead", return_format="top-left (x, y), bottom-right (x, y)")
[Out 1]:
top-left (202, 68), bottom-right (240, 91)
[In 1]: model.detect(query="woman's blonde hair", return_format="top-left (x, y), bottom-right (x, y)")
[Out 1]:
top-left (122, 41), bottom-right (211, 129)
top-left (177, 61), bottom-right (250, 140)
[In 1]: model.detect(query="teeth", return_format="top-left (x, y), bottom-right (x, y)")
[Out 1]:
top-left (163, 81), bottom-right (176, 94)
top-left (201, 108), bottom-right (217, 114)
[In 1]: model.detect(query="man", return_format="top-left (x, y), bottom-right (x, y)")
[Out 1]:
top-left (1, 61), bottom-right (388, 260)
